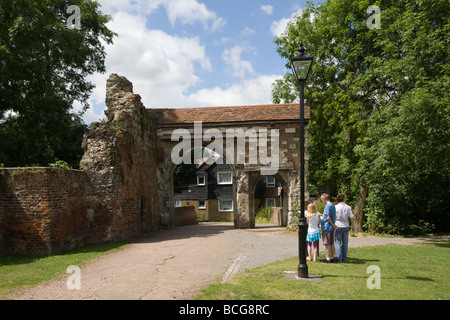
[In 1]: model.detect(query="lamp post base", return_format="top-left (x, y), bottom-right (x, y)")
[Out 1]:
top-left (297, 264), bottom-right (309, 279)
top-left (298, 217), bottom-right (309, 278)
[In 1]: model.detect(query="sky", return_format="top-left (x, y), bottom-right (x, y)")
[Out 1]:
top-left (81, 0), bottom-right (314, 124)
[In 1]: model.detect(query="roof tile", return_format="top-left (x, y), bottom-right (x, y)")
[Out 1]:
top-left (150, 103), bottom-right (310, 125)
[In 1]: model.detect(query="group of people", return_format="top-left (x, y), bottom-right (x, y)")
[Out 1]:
top-left (305, 193), bottom-right (354, 263)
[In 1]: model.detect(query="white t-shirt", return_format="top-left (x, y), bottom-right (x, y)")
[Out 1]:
top-left (307, 214), bottom-right (320, 234)
top-left (335, 202), bottom-right (354, 228)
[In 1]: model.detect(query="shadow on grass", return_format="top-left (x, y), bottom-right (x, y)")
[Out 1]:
top-left (405, 276), bottom-right (435, 282)
top-left (421, 240), bottom-right (450, 248)
top-left (343, 257), bottom-right (380, 264)
top-left (320, 274), bottom-right (435, 282)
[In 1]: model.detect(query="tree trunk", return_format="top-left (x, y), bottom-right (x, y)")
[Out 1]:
top-left (352, 184), bottom-right (368, 233)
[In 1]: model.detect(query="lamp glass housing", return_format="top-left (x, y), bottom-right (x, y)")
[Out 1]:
top-left (291, 59), bottom-right (313, 82)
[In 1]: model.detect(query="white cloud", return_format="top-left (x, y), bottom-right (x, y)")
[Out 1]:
top-left (97, 0), bottom-right (226, 32)
top-left (81, 104), bottom-right (106, 124)
top-left (165, 0), bottom-right (226, 32)
top-left (81, 1), bottom-right (284, 124)
top-left (97, 0), bottom-right (163, 15)
top-left (241, 26), bottom-right (255, 36)
top-left (188, 74), bottom-right (283, 107)
top-left (222, 46), bottom-right (254, 79)
top-left (260, 5), bottom-right (274, 15)
top-left (270, 7), bottom-right (303, 37)
top-left (85, 10), bottom-right (212, 118)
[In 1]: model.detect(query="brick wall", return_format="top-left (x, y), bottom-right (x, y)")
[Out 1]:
top-left (174, 206), bottom-right (198, 226)
top-left (0, 168), bottom-right (88, 255)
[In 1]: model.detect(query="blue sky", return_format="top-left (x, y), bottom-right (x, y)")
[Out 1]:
top-left (82, 0), bottom-right (315, 123)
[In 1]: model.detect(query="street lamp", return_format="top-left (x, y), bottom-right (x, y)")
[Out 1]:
top-left (291, 41), bottom-right (313, 279)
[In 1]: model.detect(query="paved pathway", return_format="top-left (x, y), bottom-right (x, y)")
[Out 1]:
top-left (14, 223), bottom-right (439, 300)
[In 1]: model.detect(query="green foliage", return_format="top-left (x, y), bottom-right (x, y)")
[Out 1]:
top-left (195, 211), bottom-right (206, 222)
top-left (173, 163), bottom-right (198, 194)
top-left (255, 206), bottom-right (273, 223)
top-left (0, 112), bottom-right (89, 168)
top-left (0, 0), bottom-right (116, 167)
top-left (272, 0), bottom-right (450, 234)
top-left (361, 86), bottom-right (450, 234)
top-left (49, 160), bottom-right (72, 169)
top-left (314, 199), bottom-right (325, 214)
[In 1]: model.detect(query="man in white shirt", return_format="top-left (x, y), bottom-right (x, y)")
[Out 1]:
top-left (334, 194), bottom-right (354, 262)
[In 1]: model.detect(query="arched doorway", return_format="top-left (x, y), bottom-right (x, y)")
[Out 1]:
top-left (248, 171), bottom-right (290, 227)
top-left (170, 148), bottom-right (236, 224)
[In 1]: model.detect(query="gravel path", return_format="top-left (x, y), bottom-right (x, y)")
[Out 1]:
top-left (13, 222), bottom-right (441, 300)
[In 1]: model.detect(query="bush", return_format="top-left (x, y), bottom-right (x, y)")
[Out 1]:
top-left (48, 160), bottom-right (72, 169)
top-left (256, 207), bottom-right (273, 223)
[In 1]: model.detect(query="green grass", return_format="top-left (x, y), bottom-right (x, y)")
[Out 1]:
top-left (196, 241), bottom-right (450, 300)
top-left (0, 241), bottom-right (128, 299)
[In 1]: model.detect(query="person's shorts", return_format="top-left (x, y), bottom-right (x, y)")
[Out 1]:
top-left (322, 230), bottom-right (335, 245)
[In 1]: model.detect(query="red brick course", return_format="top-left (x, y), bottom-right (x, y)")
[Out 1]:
top-left (0, 168), bottom-right (88, 255)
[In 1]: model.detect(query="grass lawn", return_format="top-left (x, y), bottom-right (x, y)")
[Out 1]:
top-left (0, 241), bottom-right (128, 299)
top-left (196, 241), bottom-right (450, 300)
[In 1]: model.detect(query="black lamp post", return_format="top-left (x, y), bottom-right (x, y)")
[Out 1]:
top-left (290, 41), bottom-right (313, 279)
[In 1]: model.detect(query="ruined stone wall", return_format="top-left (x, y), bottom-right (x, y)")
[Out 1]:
top-left (0, 73), bottom-right (309, 255)
top-left (0, 75), bottom-right (161, 256)
top-left (80, 74), bottom-right (160, 244)
top-left (0, 168), bottom-right (88, 255)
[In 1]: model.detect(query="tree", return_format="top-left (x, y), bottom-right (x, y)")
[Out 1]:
top-left (173, 163), bottom-right (198, 195)
top-left (360, 80), bottom-right (450, 234)
top-left (0, 0), bottom-right (116, 167)
top-left (173, 148), bottom-right (216, 194)
top-left (272, 0), bottom-right (449, 233)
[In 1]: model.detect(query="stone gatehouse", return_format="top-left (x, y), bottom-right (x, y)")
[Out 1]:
top-left (0, 74), bottom-right (309, 256)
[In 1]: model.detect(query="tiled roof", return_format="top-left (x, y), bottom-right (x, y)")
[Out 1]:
top-left (149, 103), bottom-right (310, 125)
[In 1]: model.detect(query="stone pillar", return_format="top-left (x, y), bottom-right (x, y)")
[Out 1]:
top-left (234, 167), bottom-right (253, 228)
top-left (156, 156), bottom-right (175, 228)
top-left (287, 171), bottom-right (301, 225)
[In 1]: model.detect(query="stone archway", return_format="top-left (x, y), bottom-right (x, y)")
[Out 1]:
top-left (249, 171), bottom-right (290, 227)
top-left (166, 148), bottom-right (237, 227)
top-left (81, 74), bottom-right (310, 241)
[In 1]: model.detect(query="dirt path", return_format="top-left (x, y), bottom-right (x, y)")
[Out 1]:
top-left (13, 223), bottom-right (440, 300)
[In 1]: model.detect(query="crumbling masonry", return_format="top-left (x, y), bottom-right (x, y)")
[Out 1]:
top-left (0, 74), bottom-right (309, 255)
